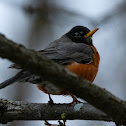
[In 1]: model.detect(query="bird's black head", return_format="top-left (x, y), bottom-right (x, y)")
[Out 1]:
top-left (66, 26), bottom-right (98, 46)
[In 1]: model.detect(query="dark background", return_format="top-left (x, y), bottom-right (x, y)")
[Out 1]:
top-left (0, 0), bottom-right (126, 126)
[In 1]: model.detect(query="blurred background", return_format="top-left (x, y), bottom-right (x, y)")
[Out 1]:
top-left (0, 0), bottom-right (126, 126)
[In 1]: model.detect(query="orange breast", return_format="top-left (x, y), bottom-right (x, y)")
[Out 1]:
top-left (66, 46), bottom-right (100, 82)
top-left (37, 46), bottom-right (100, 95)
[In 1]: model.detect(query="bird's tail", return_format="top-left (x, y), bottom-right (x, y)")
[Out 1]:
top-left (0, 71), bottom-right (30, 89)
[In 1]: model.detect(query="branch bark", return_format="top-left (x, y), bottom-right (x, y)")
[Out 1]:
top-left (0, 33), bottom-right (126, 125)
top-left (0, 99), bottom-right (112, 124)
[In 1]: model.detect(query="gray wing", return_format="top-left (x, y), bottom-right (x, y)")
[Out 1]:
top-left (40, 35), bottom-right (94, 65)
top-left (9, 35), bottom-right (94, 68)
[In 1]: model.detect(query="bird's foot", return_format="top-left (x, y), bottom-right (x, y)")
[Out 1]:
top-left (70, 95), bottom-right (83, 104)
top-left (48, 94), bottom-right (54, 104)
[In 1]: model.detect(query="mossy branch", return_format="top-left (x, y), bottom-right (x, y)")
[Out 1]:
top-left (0, 99), bottom-right (112, 124)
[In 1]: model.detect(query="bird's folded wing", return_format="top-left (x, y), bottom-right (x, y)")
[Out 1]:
top-left (40, 40), bottom-right (94, 65)
top-left (9, 37), bottom-right (94, 68)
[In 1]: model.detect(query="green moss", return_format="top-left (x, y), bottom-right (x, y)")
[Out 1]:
top-left (61, 113), bottom-right (66, 120)
top-left (4, 100), bottom-right (8, 103)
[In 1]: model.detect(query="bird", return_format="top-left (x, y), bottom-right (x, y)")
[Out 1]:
top-left (0, 26), bottom-right (100, 103)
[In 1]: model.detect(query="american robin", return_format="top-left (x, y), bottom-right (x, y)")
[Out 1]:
top-left (0, 26), bottom-right (100, 103)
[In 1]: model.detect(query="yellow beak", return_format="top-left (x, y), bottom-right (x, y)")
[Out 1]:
top-left (84, 28), bottom-right (99, 38)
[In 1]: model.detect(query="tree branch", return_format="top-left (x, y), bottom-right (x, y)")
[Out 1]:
top-left (0, 99), bottom-right (112, 124)
top-left (0, 33), bottom-right (126, 125)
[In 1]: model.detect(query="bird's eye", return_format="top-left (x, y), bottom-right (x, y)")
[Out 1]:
top-left (80, 31), bottom-right (83, 34)
top-left (75, 32), bottom-right (79, 36)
